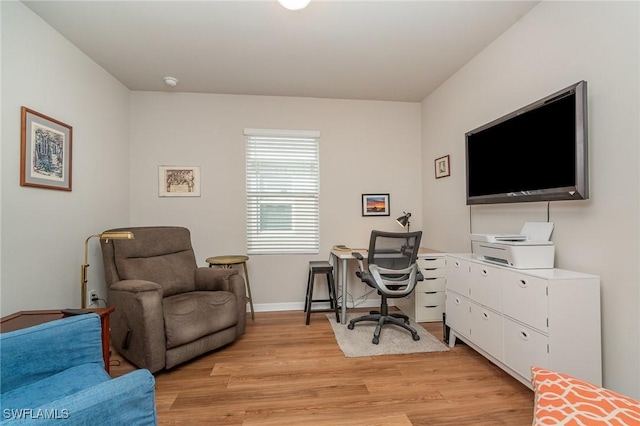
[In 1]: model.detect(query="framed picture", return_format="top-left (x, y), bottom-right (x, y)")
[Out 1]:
top-left (20, 107), bottom-right (73, 191)
top-left (435, 155), bottom-right (451, 179)
top-left (362, 193), bottom-right (390, 216)
top-left (159, 166), bottom-right (201, 197)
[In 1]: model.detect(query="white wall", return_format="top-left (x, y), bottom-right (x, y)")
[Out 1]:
top-left (129, 92), bottom-right (422, 310)
top-left (421, 2), bottom-right (639, 397)
top-left (0, 2), bottom-right (131, 314)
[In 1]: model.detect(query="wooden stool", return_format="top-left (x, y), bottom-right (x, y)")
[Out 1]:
top-left (305, 261), bottom-right (340, 325)
top-left (206, 255), bottom-right (255, 320)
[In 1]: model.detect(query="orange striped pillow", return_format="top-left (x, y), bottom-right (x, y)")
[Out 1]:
top-left (531, 366), bottom-right (640, 425)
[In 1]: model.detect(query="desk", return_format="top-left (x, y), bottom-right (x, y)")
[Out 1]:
top-left (329, 247), bottom-right (443, 324)
top-left (329, 249), bottom-right (366, 324)
top-left (0, 308), bottom-right (115, 373)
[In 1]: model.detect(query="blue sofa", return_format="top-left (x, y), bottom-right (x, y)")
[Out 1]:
top-left (0, 314), bottom-right (157, 425)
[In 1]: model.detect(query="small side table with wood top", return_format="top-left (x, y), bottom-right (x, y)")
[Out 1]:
top-left (0, 308), bottom-right (115, 373)
top-left (206, 255), bottom-right (255, 320)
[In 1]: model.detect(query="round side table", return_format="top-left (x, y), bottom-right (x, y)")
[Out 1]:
top-left (206, 255), bottom-right (255, 320)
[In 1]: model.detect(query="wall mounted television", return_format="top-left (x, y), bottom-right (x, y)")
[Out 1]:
top-left (465, 80), bottom-right (588, 205)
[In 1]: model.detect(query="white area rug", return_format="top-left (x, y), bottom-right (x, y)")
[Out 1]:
top-left (327, 313), bottom-right (449, 357)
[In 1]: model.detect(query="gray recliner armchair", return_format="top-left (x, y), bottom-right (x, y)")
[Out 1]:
top-left (100, 226), bottom-right (246, 373)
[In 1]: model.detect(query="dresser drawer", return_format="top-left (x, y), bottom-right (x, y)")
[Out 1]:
top-left (416, 277), bottom-right (446, 292)
top-left (502, 269), bottom-right (548, 332)
top-left (503, 318), bottom-right (548, 381)
top-left (421, 268), bottom-right (445, 279)
top-left (416, 305), bottom-right (444, 322)
top-left (417, 257), bottom-right (446, 269)
top-left (469, 302), bottom-right (503, 360)
top-left (416, 291), bottom-right (445, 307)
top-left (445, 291), bottom-right (470, 338)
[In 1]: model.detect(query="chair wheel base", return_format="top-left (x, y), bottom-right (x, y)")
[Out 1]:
top-left (412, 334), bottom-right (420, 341)
top-left (372, 337), bottom-right (379, 345)
top-left (347, 323), bottom-right (355, 330)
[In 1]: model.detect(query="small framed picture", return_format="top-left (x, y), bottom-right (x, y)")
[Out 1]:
top-left (435, 155), bottom-right (450, 179)
top-left (159, 166), bottom-right (201, 197)
top-left (362, 193), bottom-right (390, 216)
top-left (20, 107), bottom-right (73, 191)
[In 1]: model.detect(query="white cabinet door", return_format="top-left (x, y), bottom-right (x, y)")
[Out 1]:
top-left (469, 262), bottom-right (502, 311)
top-left (502, 269), bottom-right (548, 333)
top-left (503, 318), bottom-right (548, 381)
top-left (445, 291), bottom-right (470, 339)
top-left (469, 302), bottom-right (503, 360)
top-left (446, 256), bottom-right (469, 296)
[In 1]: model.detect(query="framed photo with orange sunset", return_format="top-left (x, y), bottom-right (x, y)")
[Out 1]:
top-left (362, 193), bottom-right (390, 216)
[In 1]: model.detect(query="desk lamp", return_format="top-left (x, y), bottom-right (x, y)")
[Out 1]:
top-left (81, 231), bottom-right (134, 308)
top-left (396, 212), bottom-right (411, 232)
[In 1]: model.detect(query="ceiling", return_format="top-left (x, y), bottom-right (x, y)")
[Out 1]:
top-left (23, 0), bottom-right (539, 102)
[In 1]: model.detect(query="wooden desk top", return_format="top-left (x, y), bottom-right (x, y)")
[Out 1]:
top-left (330, 247), bottom-right (444, 259)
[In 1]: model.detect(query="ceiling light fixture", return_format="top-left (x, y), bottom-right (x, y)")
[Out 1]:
top-left (163, 76), bottom-right (179, 87)
top-left (277, 0), bottom-right (311, 11)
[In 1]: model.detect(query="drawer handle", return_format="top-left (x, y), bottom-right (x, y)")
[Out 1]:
top-left (424, 305), bottom-right (437, 308)
top-left (481, 312), bottom-right (489, 320)
top-left (518, 279), bottom-right (528, 288)
top-left (454, 261), bottom-right (461, 268)
top-left (519, 330), bottom-right (530, 341)
top-left (481, 269), bottom-right (488, 277)
top-left (454, 298), bottom-right (461, 305)
top-left (425, 277), bottom-right (437, 281)
top-left (425, 291), bottom-right (437, 294)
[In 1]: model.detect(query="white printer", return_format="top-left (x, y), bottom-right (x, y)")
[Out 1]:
top-left (470, 222), bottom-right (555, 269)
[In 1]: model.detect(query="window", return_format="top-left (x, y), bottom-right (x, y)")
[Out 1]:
top-left (245, 129), bottom-right (320, 254)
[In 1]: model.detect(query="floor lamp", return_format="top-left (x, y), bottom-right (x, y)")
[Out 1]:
top-left (81, 231), bottom-right (134, 308)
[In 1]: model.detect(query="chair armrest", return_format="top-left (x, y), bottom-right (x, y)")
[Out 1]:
top-left (108, 280), bottom-right (165, 373)
top-left (352, 252), bottom-right (365, 272)
top-left (2, 369), bottom-right (157, 425)
top-left (195, 268), bottom-right (247, 336)
top-left (110, 279), bottom-right (162, 294)
top-left (0, 315), bottom-right (103, 394)
top-left (194, 267), bottom-right (238, 292)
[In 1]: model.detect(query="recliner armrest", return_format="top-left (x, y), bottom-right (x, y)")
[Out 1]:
top-left (194, 267), bottom-right (238, 292)
top-left (110, 279), bottom-right (162, 294)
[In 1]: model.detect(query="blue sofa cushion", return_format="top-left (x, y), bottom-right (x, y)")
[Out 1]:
top-left (1, 363), bottom-right (109, 411)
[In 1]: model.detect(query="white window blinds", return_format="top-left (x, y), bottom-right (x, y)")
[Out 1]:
top-left (245, 129), bottom-right (320, 254)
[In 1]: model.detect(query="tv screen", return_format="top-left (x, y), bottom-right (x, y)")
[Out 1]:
top-left (465, 81), bottom-right (588, 205)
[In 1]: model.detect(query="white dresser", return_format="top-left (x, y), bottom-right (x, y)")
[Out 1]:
top-left (395, 250), bottom-right (446, 322)
top-left (445, 253), bottom-right (601, 389)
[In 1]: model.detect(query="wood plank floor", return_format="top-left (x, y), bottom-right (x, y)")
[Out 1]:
top-left (110, 310), bottom-right (534, 425)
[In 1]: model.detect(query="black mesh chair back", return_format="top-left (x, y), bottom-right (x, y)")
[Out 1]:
top-left (367, 230), bottom-right (422, 271)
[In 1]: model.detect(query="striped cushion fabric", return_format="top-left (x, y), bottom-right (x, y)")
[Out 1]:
top-left (531, 366), bottom-right (640, 425)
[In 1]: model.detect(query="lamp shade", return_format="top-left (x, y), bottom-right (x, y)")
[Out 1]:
top-left (396, 212), bottom-right (411, 228)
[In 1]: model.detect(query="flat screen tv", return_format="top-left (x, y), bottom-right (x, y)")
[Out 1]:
top-left (465, 80), bottom-right (588, 205)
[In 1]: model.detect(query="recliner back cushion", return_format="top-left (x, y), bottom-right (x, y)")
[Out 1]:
top-left (112, 227), bottom-right (197, 297)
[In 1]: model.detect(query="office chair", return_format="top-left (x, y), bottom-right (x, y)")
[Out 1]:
top-left (348, 230), bottom-right (423, 344)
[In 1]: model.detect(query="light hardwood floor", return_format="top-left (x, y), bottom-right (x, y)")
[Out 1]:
top-left (110, 310), bottom-right (534, 425)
